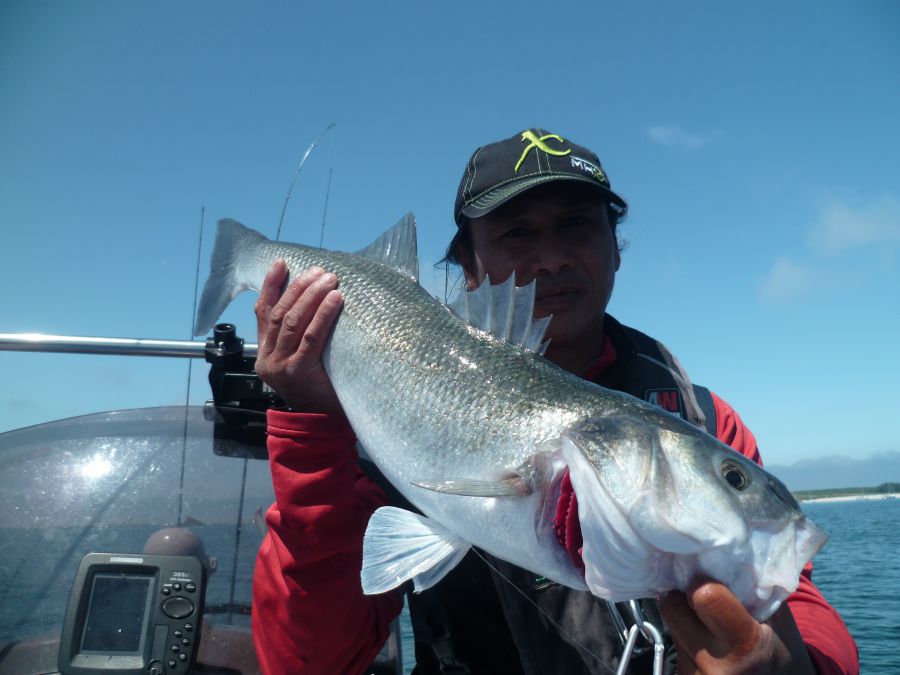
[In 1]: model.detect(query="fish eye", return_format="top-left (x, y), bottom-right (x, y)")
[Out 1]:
top-left (722, 461), bottom-right (749, 491)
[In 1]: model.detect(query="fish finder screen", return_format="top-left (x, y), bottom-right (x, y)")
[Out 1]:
top-left (80, 573), bottom-right (152, 653)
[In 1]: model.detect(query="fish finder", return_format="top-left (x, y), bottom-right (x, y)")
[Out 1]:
top-left (58, 552), bottom-right (206, 675)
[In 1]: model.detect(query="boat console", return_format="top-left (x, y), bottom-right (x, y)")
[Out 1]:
top-left (58, 552), bottom-right (206, 675)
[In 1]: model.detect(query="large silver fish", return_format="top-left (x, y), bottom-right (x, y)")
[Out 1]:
top-left (194, 214), bottom-right (826, 621)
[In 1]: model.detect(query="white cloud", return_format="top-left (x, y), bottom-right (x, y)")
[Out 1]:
top-left (646, 124), bottom-right (708, 150)
top-left (759, 257), bottom-right (815, 302)
top-left (759, 194), bottom-right (899, 303)
top-left (808, 196), bottom-right (900, 253)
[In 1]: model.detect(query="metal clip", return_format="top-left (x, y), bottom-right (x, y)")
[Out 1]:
top-left (610, 600), bottom-right (665, 675)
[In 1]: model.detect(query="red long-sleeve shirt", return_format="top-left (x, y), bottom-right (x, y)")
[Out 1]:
top-left (252, 351), bottom-right (858, 674)
top-left (252, 413), bottom-right (403, 674)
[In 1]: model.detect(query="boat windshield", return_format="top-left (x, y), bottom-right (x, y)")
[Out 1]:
top-left (0, 405), bottom-right (273, 673)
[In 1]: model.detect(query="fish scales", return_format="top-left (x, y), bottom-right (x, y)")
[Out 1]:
top-left (195, 216), bottom-right (828, 620)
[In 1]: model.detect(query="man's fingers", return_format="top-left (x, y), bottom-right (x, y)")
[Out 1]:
top-left (260, 259), bottom-right (289, 307)
top-left (661, 583), bottom-right (812, 673)
top-left (260, 267), bottom-right (325, 354)
top-left (255, 260), bottom-right (289, 338)
top-left (293, 289), bottom-right (343, 362)
top-left (671, 643), bottom-right (700, 675)
top-left (658, 590), bottom-right (710, 656)
top-left (270, 271), bottom-right (339, 360)
top-left (256, 260), bottom-right (290, 345)
top-left (660, 580), bottom-right (760, 653)
top-left (687, 580), bottom-right (760, 650)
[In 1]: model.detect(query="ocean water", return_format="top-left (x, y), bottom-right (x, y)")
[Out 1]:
top-left (802, 498), bottom-right (900, 673)
top-left (2, 501), bottom-right (896, 673)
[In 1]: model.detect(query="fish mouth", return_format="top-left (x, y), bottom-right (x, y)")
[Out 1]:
top-left (794, 514), bottom-right (828, 561)
top-left (736, 514), bottom-right (829, 620)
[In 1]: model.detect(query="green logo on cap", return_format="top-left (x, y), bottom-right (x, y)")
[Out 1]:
top-left (515, 130), bottom-right (571, 173)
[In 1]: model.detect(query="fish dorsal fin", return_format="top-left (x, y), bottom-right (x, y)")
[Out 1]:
top-left (448, 273), bottom-right (552, 354)
top-left (355, 212), bottom-right (419, 282)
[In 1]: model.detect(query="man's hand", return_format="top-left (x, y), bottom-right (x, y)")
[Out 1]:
top-left (658, 578), bottom-right (814, 675)
top-left (254, 260), bottom-right (345, 416)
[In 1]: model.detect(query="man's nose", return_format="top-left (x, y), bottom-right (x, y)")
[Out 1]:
top-left (531, 240), bottom-right (572, 276)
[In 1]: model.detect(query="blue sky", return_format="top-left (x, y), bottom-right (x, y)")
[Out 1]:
top-left (1, 1), bottom-right (898, 467)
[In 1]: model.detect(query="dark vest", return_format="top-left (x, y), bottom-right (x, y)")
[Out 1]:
top-left (362, 316), bottom-right (716, 675)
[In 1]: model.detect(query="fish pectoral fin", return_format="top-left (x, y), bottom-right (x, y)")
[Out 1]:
top-left (411, 476), bottom-right (532, 497)
top-left (362, 506), bottom-right (470, 595)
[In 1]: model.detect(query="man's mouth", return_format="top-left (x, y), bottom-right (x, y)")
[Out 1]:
top-left (535, 287), bottom-right (581, 311)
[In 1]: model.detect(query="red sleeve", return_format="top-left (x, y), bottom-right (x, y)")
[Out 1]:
top-left (251, 410), bottom-right (403, 675)
top-left (711, 393), bottom-right (859, 675)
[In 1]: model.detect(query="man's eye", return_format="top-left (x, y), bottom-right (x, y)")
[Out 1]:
top-left (499, 227), bottom-right (528, 239)
top-left (564, 216), bottom-right (592, 228)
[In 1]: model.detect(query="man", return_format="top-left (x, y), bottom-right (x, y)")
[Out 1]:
top-left (250, 130), bottom-right (858, 674)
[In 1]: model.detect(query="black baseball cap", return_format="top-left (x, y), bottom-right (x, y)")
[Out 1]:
top-left (454, 128), bottom-right (628, 226)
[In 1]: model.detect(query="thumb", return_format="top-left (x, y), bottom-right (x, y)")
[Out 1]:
top-left (673, 643), bottom-right (700, 675)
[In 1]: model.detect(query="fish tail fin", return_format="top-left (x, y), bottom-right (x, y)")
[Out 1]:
top-left (193, 218), bottom-right (268, 336)
top-left (361, 506), bottom-right (470, 595)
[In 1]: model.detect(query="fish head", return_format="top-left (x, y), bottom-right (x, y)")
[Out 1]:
top-left (561, 414), bottom-right (828, 620)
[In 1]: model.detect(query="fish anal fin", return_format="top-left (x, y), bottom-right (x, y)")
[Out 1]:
top-left (361, 506), bottom-right (470, 594)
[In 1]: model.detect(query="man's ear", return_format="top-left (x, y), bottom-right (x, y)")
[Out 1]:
top-left (458, 248), bottom-right (480, 291)
top-left (462, 266), bottom-right (479, 291)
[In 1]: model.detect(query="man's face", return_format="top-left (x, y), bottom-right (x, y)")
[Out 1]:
top-left (463, 182), bottom-right (620, 349)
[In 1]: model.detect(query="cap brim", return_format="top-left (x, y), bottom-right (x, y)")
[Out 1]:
top-left (459, 174), bottom-right (627, 220)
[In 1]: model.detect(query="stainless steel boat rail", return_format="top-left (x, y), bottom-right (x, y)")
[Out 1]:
top-left (0, 332), bottom-right (259, 359)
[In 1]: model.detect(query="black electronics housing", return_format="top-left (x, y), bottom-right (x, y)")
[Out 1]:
top-left (58, 552), bottom-right (206, 675)
top-left (203, 323), bottom-right (282, 458)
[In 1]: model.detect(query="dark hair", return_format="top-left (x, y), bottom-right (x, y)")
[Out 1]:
top-left (439, 200), bottom-right (627, 270)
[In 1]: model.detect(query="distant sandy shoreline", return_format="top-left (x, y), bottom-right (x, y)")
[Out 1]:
top-left (799, 492), bottom-right (900, 504)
